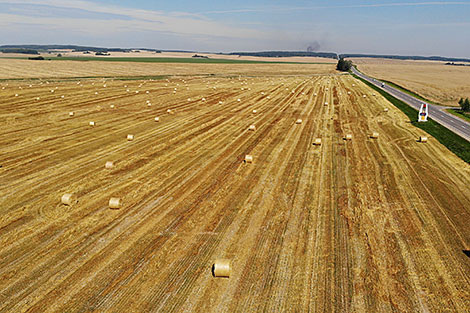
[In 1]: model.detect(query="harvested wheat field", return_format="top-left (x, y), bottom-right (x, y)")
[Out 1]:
top-left (0, 58), bottom-right (335, 80)
top-left (353, 58), bottom-right (470, 106)
top-left (1, 72), bottom-right (470, 312)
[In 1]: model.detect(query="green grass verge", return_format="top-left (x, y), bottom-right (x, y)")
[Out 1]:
top-left (9, 56), bottom-right (332, 65)
top-left (352, 73), bottom-right (470, 163)
top-left (446, 108), bottom-right (470, 123)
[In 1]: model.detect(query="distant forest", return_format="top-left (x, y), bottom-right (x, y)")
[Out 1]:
top-left (1, 45), bottom-right (469, 63)
top-left (228, 51), bottom-right (338, 59)
top-left (0, 48), bottom-right (39, 54)
top-left (339, 53), bottom-right (470, 63)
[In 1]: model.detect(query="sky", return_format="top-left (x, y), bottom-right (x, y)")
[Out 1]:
top-left (0, 0), bottom-right (469, 57)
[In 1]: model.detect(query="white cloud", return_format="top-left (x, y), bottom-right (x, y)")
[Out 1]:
top-left (202, 2), bottom-right (470, 14)
top-left (0, 0), bottom-right (270, 40)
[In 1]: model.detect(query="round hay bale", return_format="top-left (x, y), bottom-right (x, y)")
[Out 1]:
top-left (371, 132), bottom-right (379, 139)
top-left (237, 99), bottom-right (241, 102)
top-left (344, 134), bottom-right (353, 140)
top-left (89, 121), bottom-right (96, 126)
top-left (15, 94), bottom-right (18, 97)
top-left (105, 161), bottom-right (114, 169)
top-left (244, 155), bottom-right (253, 163)
top-left (69, 112), bottom-right (74, 117)
top-left (296, 119), bottom-right (303, 124)
top-left (213, 259), bottom-right (231, 277)
top-left (109, 197), bottom-right (121, 209)
top-left (110, 104), bottom-right (115, 108)
top-left (61, 193), bottom-right (75, 206)
top-left (363, 95), bottom-right (367, 98)
top-left (420, 136), bottom-right (428, 143)
top-left (313, 138), bottom-right (322, 146)
top-left (127, 134), bottom-right (134, 141)
top-left (155, 117), bottom-right (160, 122)
top-left (249, 125), bottom-right (256, 131)
top-left (384, 108), bottom-right (389, 112)
top-left (252, 109), bottom-right (257, 114)
top-left (167, 109), bottom-right (174, 114)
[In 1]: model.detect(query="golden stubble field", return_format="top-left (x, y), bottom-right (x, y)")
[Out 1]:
top-left (353, 58), bottom-right (470, 106)
top-left (1, 64), bottom-right (470, 312)
top-left (0, 58), bottom-right (335, 80)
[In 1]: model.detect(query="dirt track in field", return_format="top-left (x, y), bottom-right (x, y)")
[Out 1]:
top-left (1, 74), bottom-right (469, 312)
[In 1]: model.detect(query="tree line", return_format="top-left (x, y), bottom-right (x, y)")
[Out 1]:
top-left (0, 48), bottom-right (39, 54)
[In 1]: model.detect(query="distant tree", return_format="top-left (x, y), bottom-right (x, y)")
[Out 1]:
top-left (57, 53), bottom-right (62, 57)
top-left (336, 58), bottom-right (352, 72)
top-left (464, 98), bottom-right (470, 112)
top-left (459, 98), bottom-right (464, 108)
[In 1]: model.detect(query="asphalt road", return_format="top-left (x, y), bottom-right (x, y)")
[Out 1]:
top-left (351, 66), bottom-right (470, 141)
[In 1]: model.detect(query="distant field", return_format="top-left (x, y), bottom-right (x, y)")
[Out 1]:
top-left (0, 50), bottom-right (339, 64)
top-left (0, 59), bottom-right (336, 79)
top-left (32, 56), bottom-right (318, 64)
top-left (353, 58), bottom-right (470, 106)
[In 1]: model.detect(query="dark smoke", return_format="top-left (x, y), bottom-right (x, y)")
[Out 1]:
top-left (306, 41), bottom-right (321, 52)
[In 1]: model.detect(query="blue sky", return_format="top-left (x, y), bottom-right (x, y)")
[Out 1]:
top-left (0, 0), bottom-right (469, 57)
